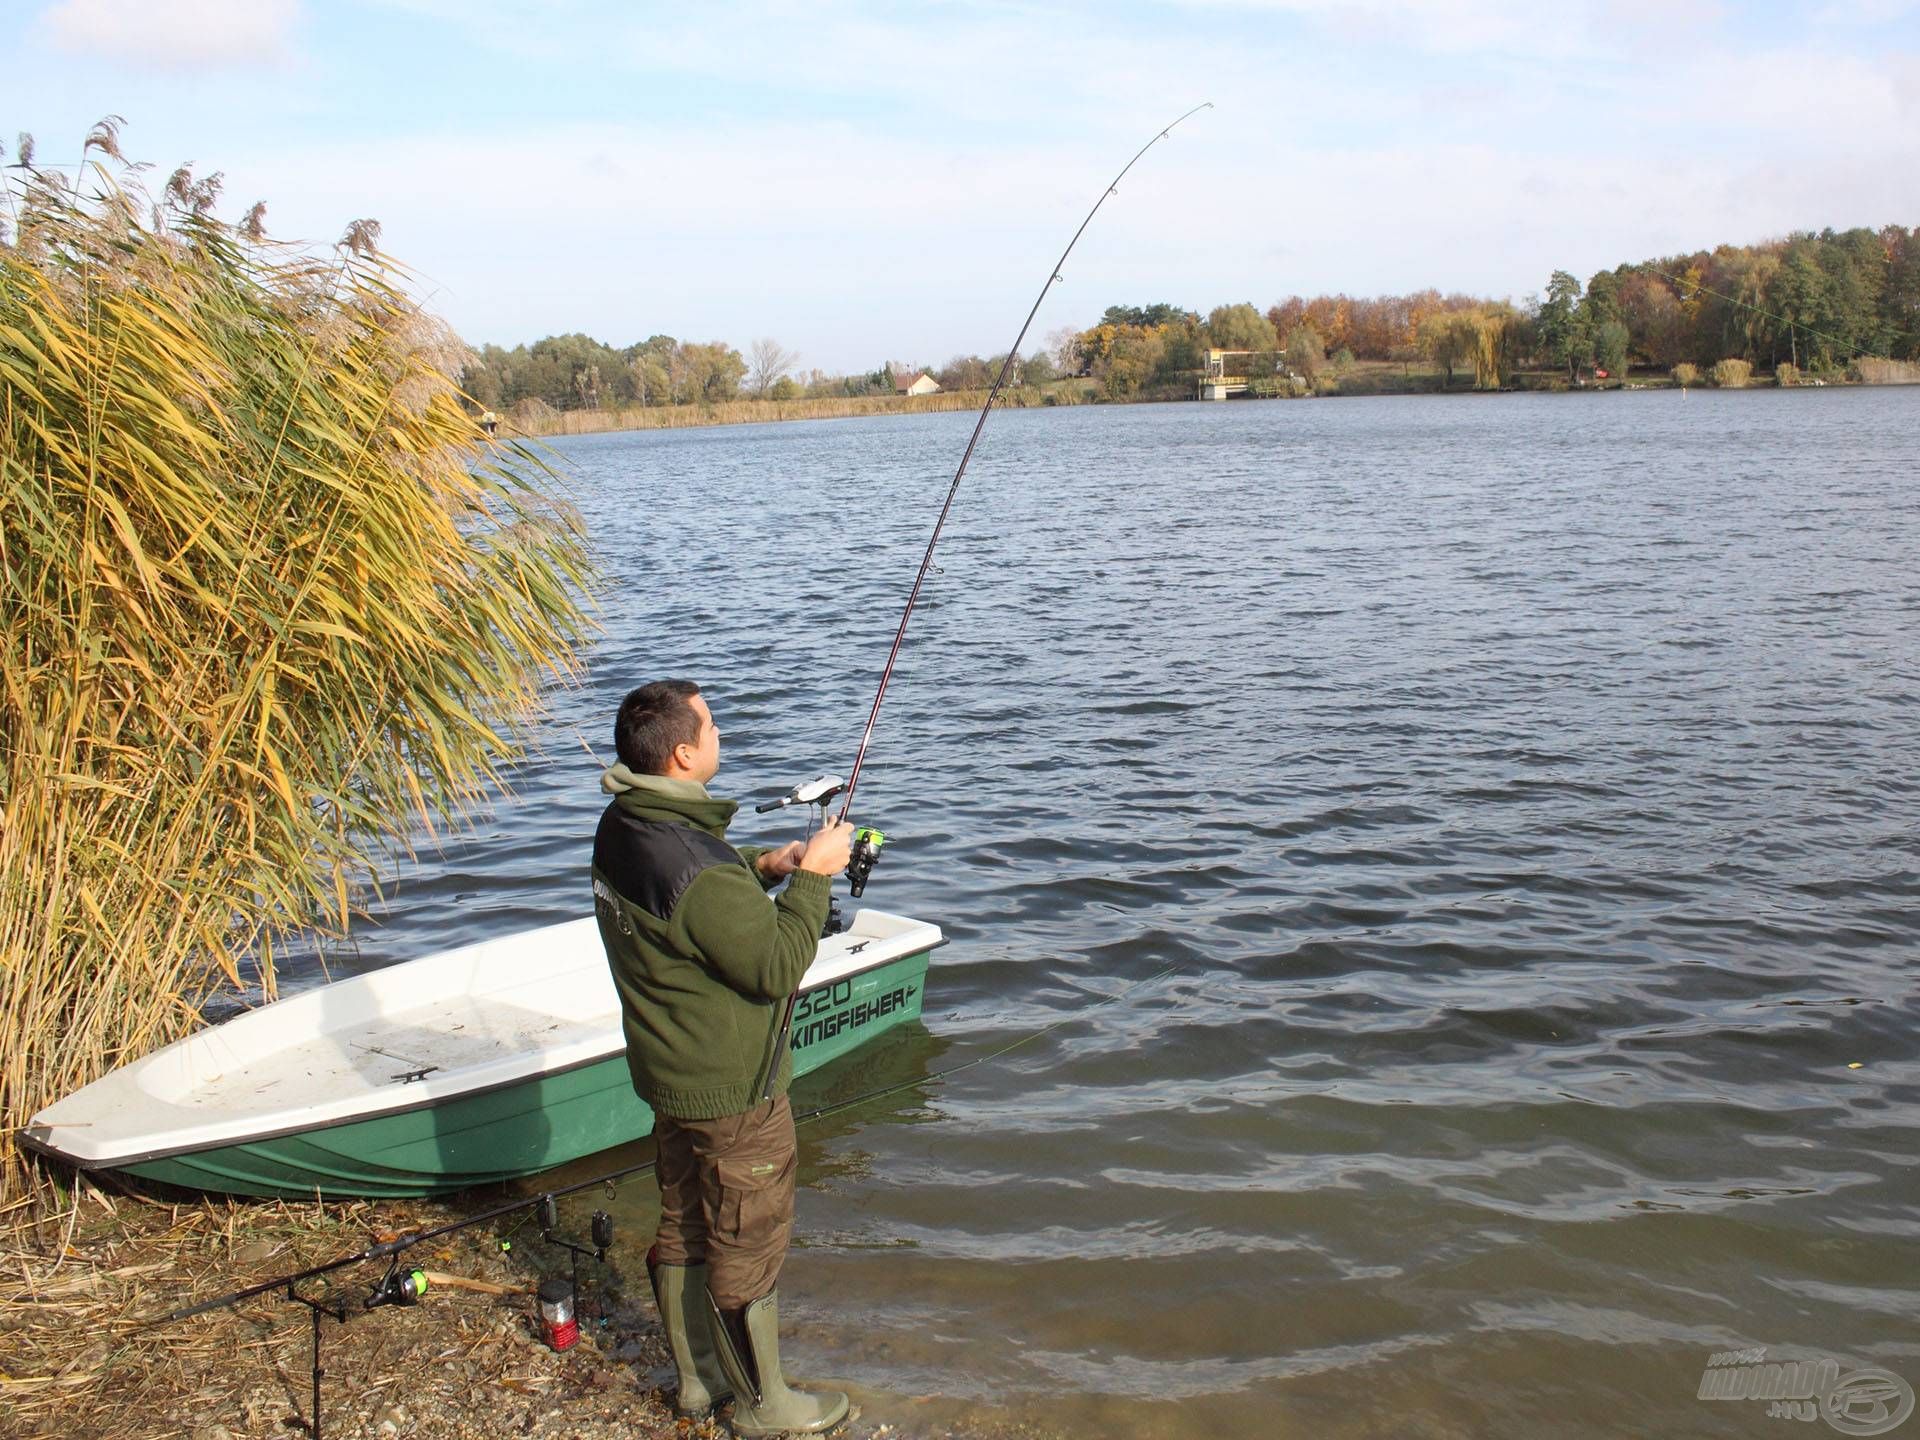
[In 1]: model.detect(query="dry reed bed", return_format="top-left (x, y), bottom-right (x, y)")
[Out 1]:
top-left (1850, 357), bottom-right (1920, 384)
top-left (0, 125), bottom-right (593, 1206)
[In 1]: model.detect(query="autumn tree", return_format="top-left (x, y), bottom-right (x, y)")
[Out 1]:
top-left (937, 353), bottom-right (994, 390)
top-left (1468, 305), bottom-right (1520, 389)
top-left (1205, 302), bottom-right (1277, 351)
top-left (1617, 273), bottom-right (1684, 369)
top-left (1302, 295), bottom-right (1353, 354)
top-left (1266, 296), bottom-right (1306, 341)
top-left (677, 340), bottom-right (747, 402)
top-left (748, 337), bottom-right (800, 398)
top-left (1418, 311), bottom-right (1472, 386)
top-left (1101, 326), bottom-right (1167, 398)
top-left (1347, 294), bottom-right (1409, 360)
top-left (1283, 323), bottom-right (1326, 381)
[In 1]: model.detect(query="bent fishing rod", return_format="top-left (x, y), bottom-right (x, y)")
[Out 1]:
top-left (154, 105), bottom-right (1210, 1329)
top-left (835, 101), bottom-right (1213, 824)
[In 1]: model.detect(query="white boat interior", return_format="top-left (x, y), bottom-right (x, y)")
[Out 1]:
top-left (27, 909), bottom-right (941, 1166)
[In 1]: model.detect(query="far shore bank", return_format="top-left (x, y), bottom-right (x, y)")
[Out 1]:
top-left (499, 362), bottom-right (1918, 442)
top-left (504, 384), bottom-right (1073, 440)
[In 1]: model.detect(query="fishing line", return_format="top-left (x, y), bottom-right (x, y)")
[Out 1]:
top-left (1640, 263), bottom-right (1918, 364)
top-left (152, 963), bottom-right (1180, 1325)
top-left (836, 102), bottom-right (1212, 822)
top-left (149, 85), bottom-right (1220, 1300)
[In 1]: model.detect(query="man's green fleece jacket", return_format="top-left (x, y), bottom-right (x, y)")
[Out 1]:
top-left (590, 764), bottom-right (830, 1119)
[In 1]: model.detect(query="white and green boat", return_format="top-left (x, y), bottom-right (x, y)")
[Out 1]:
top-left (23, 909), bottom-right (941, 1199)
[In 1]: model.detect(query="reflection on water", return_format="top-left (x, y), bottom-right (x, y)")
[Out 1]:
top-left (309, 388), bottom-right (1918, 1437)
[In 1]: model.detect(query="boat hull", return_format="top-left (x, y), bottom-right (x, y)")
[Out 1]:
top-left (71, 945), bottom-right (933, 1199)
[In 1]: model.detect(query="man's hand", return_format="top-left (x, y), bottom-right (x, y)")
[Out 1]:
top-left (754, 841), bottom-right (806, 882)
top-left (799, 818), bottom-right (855, 877)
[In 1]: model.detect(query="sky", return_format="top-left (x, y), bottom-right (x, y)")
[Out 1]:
top-left (11, 0), bottom-right (1920, 372)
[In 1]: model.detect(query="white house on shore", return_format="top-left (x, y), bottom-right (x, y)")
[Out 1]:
top-left (894, 370), bottom-right (940, 396)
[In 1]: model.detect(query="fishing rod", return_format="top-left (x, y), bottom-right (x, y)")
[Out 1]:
top-left (151, 962), bottom-right (1178, 1327)
top-left (141, 962), bottom-right (1172, 1436)
top-left (835, 102), bottom-right (1213, 827)
top-left (151, 108), bottom-right (1212, 1330)
top-left (140, 115), bottom-right (1207, 1435)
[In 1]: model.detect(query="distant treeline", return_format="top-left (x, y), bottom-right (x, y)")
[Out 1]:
top-left (460, 333), bottom-right (979, 416)
top-left (458, 330), bottom-right (1062, 417)
top-left (1072, 224), bottom-right (1920, 396)
top-left (1280, 223), bottom-right (1919, 374)
top-left (465, 224), bottom-right (1918, 412)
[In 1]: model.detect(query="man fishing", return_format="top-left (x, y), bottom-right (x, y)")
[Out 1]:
top-left (590, 679), bottom-right (855, 1435)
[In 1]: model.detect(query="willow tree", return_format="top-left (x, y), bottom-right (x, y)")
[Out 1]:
top-left (0, 123), bottom-right (596, 1202)
top-left (1467, 304), bottom-right (1520, 389)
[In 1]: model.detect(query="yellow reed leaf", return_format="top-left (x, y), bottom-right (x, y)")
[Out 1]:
top-left (260, 742), bottom-right (297, 815)
top-left (89, 490), bottom-right (164, 596)
top-left (47, 774), bottom-right (139, 799)
top-left (72, 885), bottom-right (114, 941)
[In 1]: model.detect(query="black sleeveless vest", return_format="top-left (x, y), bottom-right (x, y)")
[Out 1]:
top-left (592, 801), bottom-right (744, 922)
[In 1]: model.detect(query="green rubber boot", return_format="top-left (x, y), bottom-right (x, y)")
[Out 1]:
top-left (705, 1287), bottom-right (852, 1436)
top-left (647, 1257), bottom-right (732, 1418)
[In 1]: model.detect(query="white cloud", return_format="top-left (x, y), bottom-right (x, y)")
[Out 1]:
top-left (40, 1), bottom-right (1910, 365)
top-left (42, 0), bottom-right (302, 70)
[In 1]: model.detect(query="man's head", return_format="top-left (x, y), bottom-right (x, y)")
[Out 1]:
top-left (614, 680), bottom-right (720, 783)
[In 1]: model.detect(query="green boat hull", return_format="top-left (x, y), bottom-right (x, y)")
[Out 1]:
top-left (122, 947), bottom-right (931, 1198)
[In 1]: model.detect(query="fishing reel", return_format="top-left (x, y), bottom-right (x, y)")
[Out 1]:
top-left (847, 827), bottom-right (886, 898)
top-left (756, 774), bottom-right (889, 931)
top-left (365, 1263), bottom-right (428, 1310)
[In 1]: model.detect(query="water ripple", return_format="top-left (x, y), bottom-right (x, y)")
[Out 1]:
top-left (308, 389), bottom-right (1919, 1437)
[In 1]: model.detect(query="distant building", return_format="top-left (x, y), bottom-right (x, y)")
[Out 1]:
top-left (894, 370), bottom-right (940, 396)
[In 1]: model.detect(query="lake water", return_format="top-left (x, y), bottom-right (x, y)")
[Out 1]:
top-left (303, 389), bottom-right (1920, 1437)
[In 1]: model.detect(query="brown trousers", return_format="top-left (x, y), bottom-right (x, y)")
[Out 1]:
top-left (651, 1095), bottom-right (797, 1310)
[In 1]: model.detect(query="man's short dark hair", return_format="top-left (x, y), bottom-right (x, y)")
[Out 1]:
top-left (615, 679), bottom-right (702, 774)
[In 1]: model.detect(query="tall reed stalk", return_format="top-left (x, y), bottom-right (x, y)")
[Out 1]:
top-left (0, 125), bottom-right (595, 1205)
